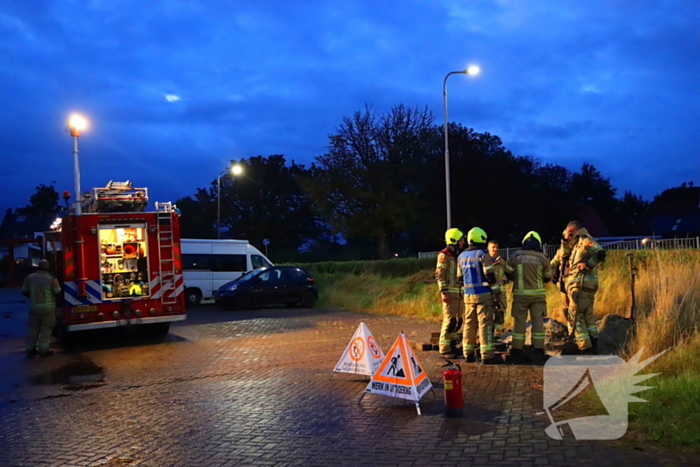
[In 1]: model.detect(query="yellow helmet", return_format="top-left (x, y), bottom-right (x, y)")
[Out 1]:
top-left (522, 231), bottom-right (542, 246)
top-left (467, 227), bottom-right (487, 244)
top-left (445, 228), bottom-right (464, 245)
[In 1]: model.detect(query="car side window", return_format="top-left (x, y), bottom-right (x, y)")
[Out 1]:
top-left (284, 268), bottom-right (304, 283)
top-left (259, 269), bottom-right (280, 283)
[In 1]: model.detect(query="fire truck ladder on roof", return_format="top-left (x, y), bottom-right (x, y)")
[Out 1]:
top-left (155, 202), bottom-right (177, 305)
top-left (81, 180), bottom-right (149, 213)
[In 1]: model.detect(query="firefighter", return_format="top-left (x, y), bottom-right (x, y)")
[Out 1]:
top-left (504, 231), bottom-right (552, 364)
top-left (21, 259), bottom-right (61, 357)
top-left (487, 239), bottom-right (508, 337)
top-left (435, 228), bottom-right (466, 357)
top-left (550, 229), bottom-right (576, 336)
top-left (457, 227), bottom-right (504, 364)
top-left (553, 221), bottom-right (606, 353)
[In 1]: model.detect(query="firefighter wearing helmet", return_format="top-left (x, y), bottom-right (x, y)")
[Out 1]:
top-left (457, 227), bottom-right (504, 364)
top-left (435, 228), bottom-right (466, 357)
top-left (552, 221), bottom-right (606, 353)
top-left (504, 231), bottom-right (552, 364)
top-left (550, 227), bottom-right (577, 338)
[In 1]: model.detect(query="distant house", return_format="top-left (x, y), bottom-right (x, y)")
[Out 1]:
top-left (632, 200), bottom-right (700, 237)
top-left (0, 210), bottom-right (57, 285)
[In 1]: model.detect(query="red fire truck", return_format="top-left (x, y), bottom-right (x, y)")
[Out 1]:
top-left (41, 181), bottom-right (186, 336)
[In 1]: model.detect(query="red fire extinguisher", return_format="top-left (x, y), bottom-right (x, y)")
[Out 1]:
top-left (442, 358), bottom-right (463, 416)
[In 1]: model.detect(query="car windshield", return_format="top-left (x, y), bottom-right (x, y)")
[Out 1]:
top-left (238, 268), bottom-right (266, 282)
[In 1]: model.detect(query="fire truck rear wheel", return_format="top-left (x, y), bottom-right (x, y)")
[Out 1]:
top-left (185, 288), bottom-right (202, 307)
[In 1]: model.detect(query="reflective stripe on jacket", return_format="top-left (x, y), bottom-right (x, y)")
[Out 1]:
top-left (505, 250), bottom-right (551, 297)
top-left (457, 248), bottom-right (499, 296)
top-left (22, 270), bottom-right (61, 310)
top-left (435, 248), bottom-right (461, 294)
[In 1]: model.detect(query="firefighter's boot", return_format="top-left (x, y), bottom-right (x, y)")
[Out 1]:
top-left (440, 344), bottom-right (463, 359)
top-left (531, 348), bottom-right (550, 365)
top-left (464, 353), bottom-right (477, 363)
top-left (582, 339), bottom-right (599, 355)
top-left (561, 341), bottom-right (580, 355)
top-left (507, 348), bottom-right (526, 364)
top-left (482, 354), bottom-right (505, 365)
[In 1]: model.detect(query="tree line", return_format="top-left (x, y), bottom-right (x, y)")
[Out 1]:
top-left (175, 104), bottom-right (652, 261)
top-left (12, 104), bottom-right (698, 262)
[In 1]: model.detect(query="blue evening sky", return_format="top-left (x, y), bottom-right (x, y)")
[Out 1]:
top-left (1, 0), bottom-right (698, 217)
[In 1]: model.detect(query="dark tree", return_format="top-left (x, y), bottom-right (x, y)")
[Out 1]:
top-left (442, 125), bottom-right (542, 244)
top-left (177, 155), bottom-right (327, 261)
top-left (616, 191), bottom-right (649, 235)
top-left (305, 104), bottom-right (437, 258)
top-left (653, 182), bottom-right (700, 204)
top-left (175, 188), bottom-right (216, 238)
top-left (17, 184), bottom-right (61, 216)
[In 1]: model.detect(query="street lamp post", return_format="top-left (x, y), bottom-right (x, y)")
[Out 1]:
top-left (443, 66), bottom-right (480, 229)
top-left (67, 114), bottom-right (88, 215)
top-left (66, 114), bottom-right (88, 298)
top-left (217, 163), bottom-right (243, 239)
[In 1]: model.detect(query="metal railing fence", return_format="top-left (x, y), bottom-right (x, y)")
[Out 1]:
top-left (418, 237), bottom-right (700, 260)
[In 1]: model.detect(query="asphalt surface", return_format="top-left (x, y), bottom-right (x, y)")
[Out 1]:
top-left (0, 288), bottom-right (691, 467)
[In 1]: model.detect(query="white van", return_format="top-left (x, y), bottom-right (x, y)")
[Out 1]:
top-left (181, 238), bottom-right (273, 306)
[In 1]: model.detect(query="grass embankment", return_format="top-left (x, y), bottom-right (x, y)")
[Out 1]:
top-left (305, 250), bottom-right (700, 452)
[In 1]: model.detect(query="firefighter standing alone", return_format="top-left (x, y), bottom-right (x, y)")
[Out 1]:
top-left (21, 259), bottom-right (61, 357)
top-left (551, 221), bottom-right (606, 353)
top-left (457, 227), bottom-right (504, 364)
top-left (435, 228), bottom-right (465, 358)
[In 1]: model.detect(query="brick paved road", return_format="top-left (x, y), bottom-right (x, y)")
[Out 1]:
top-left (0, 289), bottom-right (690, 466)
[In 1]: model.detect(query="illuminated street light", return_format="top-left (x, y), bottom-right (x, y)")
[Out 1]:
top-left (443, 66), bottom-right (480, 229)
top-left (67, 113), bottom-right (88, 215)
top-left (217, 163), bottom-right (243, 239)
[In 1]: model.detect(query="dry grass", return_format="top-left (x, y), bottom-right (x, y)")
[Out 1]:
top-left (316, 270), bottom-right (442, 320)
top-left (627, 251), bottom-right (700, 358)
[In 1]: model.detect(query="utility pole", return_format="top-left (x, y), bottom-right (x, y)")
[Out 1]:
top-left (626, 253), bottom-right (638, 320)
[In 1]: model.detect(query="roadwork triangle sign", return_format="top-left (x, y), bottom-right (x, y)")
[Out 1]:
top-left (363, 333), bottom-right (432, 404)
top-left (332, 322), bottom-right (385, 376)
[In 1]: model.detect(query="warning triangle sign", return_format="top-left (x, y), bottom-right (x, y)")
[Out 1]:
top-left (332, 322), bottom-right (385, 376)
top-left (363, 333), bottom-right (432, 402)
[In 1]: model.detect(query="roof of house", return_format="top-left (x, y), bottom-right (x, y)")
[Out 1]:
top-left (632, 200), bottom-right (700, 236)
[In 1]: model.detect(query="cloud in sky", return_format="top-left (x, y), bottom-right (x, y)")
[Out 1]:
top-left (0, 0), bottom-right (697, 218)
